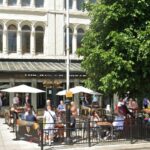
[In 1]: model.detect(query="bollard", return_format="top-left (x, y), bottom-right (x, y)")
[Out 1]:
top-left (87, 118), bottom-right (91, 147)
top-left (130, 117), bottom-right (133, 144)
top-left (41, 123), bottom-right (43, 150)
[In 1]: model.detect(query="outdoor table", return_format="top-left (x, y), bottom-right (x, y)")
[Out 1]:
top-left (96, 121), bottom-right (113, 140)
top-left (96, 121), bottom-right (112, 126)
top-left (143, 109), bottom-right (150, 114)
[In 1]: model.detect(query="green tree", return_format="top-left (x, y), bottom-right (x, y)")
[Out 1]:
top-left (77, 0), bottom-right (150, 98)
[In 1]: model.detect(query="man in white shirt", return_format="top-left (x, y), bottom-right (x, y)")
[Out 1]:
top-left (43, 105), bottom-right (56, 145)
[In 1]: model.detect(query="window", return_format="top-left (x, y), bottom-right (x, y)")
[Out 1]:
top-left (8, 0), bottom-right (17, 6)
top-left (77, 0), bottom-right (84, 10)
top-left (0, 0), bottom-right (3, 5)
top-left (64, 28), bottom-right (73, 54)
top-left (77, 28), bottom-right (84, 48)
top-left (22, 0), bottom-right (30, 6)
top-left (8, 25), bottom-right (17, 53)
top-left (35, 26), bottom-right (44, 53)
top-left (22, 25), bottom-right (31, 54)
top-left (0, 25), bottom-right (3, 52)
top-left (35, 0), bottom-right (44, 8)
top-left (64, 0), bottom-right (73, 9)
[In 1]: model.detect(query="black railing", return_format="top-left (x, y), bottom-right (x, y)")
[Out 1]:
top-left (10, 116), bottom-right (150, 150)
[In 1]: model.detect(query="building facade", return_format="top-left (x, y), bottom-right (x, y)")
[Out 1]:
top-left (0, 0), bottom-right (93, 109)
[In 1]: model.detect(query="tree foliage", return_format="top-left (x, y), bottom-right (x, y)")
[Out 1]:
top-left (77, 0), bottom-right (150, 98)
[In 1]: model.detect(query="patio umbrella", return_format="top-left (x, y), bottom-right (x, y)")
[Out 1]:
top-left (1, 84), bottom-right (45, 93)
top-left (56, 86), bottom-right (102, 96)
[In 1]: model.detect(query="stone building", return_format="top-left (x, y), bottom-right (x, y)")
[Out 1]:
top-left (0, 0), bottom-right (93, 109)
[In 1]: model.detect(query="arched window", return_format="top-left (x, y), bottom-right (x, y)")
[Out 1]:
top-left (64, 28), bottom-right (73, 54)
top-left (0, 25), bottom-right (3, 52)
top-left (22, 0), bottom-right (30, 6)
top-left (35, 26), bottom-right (44, 53)
top-left (8, 0), bottom-right (17, 6)
top-left (77, 28), bottom-right (84, 48)
top-left (64, 0), bottom-right (73, 9)
top-left (22, 25), bottom-right (31, 54)
top-left (8, 25), bottom-right (17, 53)
top-left (77, 0), bottom-right (84, 10)
top-left (35, 0), bottom-right (44, 8)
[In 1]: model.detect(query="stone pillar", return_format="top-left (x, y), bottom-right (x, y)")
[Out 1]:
top-left (73, 79), bottom-right (79, 108)
top-left (3, 0), bottom-right (7, 6)
top-left (55, 14), bottom-right (65, 55)
top-left (31, 0), bottom-right (35, 7)
top-left (17, 0), bottom-right (21, 6)
top-left (46, 13), bottom-right (55, 55)
top-left (3, 23), bottom-right (7, 55)
top-left (72, 26), bottom-right (77, 54)
top-left (17, 23), bottom-right (22, 55)
top-left (9, 79), bottom-right (15, 106)
top-left (30, 25), bottom-right (35, 56)
top-left (72, 0), bottom-right (77, 10)
top-left (31, 79), bottom-right (37, 111)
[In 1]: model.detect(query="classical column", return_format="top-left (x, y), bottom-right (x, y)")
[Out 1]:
top-left (17, 23), bottom-right (22, 55)
top-left (3, 0), bottom-right (7, 6)
top-left (73, 79), bottom-right (80, 108)
top-left (3, 23), bottom-right (8, 55)
top-left (17, 0), bottom-right (21, 6)
top-left (31, 79), bottom-right (37, 111)
top-left (72, 0), bottom-right (77, 10)
top-left (9, 79), bottom-right (15, 106)
top-left (72, 27), bottom-right (77, 54)
top-left (31, 0), bottom-right (35, 8)
top-left (30, 25), bottom-right (35, 56)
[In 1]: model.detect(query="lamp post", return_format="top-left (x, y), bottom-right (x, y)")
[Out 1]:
top-left (66, 0), bottom-right (70, 92)
top-left (65, 91), bottom-right (73, 144)
top-left (65, 0), bottom-right (72, 144)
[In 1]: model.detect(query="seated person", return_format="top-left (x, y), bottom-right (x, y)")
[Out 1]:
top-left (82, 98), bottom-right (90, 106)
top-left (57, 100), bottom-right (65, 112)
top-left (24, 107), bottom-right (37, 133)
top-left (24, 105), bottom-right (36, 119)
top-left (91, 111), bottom-right (102, 124)
top-left (90, 111), bottom-right (103, 138)
top-left (25, 107), bottom-right (36, 121)
top-left (112, 112), bottom-right (125, 130)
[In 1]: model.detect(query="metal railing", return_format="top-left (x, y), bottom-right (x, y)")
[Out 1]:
top-left (8, 114), bottom-right (150, 150)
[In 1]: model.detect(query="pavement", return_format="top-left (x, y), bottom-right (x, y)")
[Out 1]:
top-left (0, 117), bottom-right (150, 150)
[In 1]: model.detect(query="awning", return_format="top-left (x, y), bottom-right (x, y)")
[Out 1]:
top-left (0, 59), bottom-right (83, 73)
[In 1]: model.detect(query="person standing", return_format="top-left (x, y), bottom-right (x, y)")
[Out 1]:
top-left (13, 93), bottom-right (19, 106)
top-left (57, 100), bottom-right (66, 112)
top-left (43, 105), bottom-right (56, 145)
top-left (143, 98), bottom-right (150, 109)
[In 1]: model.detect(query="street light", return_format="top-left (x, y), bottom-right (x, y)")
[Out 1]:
top-left (65, 0), bottom-right (72, 144)
top-left (66, 0), bottom-right (70, 92)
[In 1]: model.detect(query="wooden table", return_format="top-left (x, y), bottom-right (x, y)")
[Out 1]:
top-left (96, 121), bottom-right (113, 140)
top-left (143, 109), bottom-right (150, 114)
top-left (97, 121), bottom-right (112, 126)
